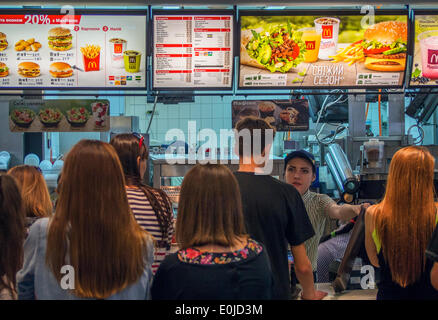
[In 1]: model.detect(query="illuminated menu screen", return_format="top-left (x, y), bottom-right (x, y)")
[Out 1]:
top-left (153, 13), bottom-right (234, 89)
top-left (0, 11), bottom-right (146, 89)
top-left (239, 12), bottom-right (408, 89)
top-left (410, 13), bottom-right (438, 87)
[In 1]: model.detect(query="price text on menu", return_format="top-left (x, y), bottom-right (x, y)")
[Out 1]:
top-left (153, 14), bottom-right (233, 88)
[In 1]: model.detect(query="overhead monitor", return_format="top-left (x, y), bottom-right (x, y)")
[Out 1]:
top-left (238, 9), bottom-right (409, 89)
top-left (0, 9), bottom-right (147, 90)
top-left (152, 10), bottom-right (235, 90)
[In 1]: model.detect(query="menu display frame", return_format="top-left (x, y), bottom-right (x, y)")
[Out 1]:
top-left (408, 9), bottom-right (438, 88)
top-left (237, 9), bottom-right (410, 90)
top-left (0, 8), bottom-right (148, 91)
top-left (151, 9), bottom-right (236, 91)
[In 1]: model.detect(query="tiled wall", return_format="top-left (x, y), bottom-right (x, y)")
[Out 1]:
top-left (124, 95), bottom-right (436, 151)
top-left (124, 95), bottom-right (234, 145)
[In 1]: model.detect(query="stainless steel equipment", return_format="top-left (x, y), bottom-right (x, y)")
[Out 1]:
top-left (109, 116), bottom-right (140, 139)
top-left (328, 143), bottom-right (360, 194)
top-left (151, 154), bottom-right (286, 189)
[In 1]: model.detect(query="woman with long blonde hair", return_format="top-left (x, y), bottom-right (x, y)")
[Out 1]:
top-left (8, 165), bottom-right (52, 229)
top-left (365, 146), bottom-right (438, 299)
top-left (17, 140), bottom-right (154, 300)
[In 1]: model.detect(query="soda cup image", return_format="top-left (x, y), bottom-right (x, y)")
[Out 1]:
top-left (299, 27), bottom-right (322, 63)
top-left (314, 17), bottom-right (340, 60)
top-left (418, 30), bottom-right (438, 80)
top-left (123, 50), bottom-right (141, 73)
top-left (109, 38), bottom-right (127, 69)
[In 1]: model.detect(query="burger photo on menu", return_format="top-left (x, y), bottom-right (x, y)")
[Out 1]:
top-left (48, 27), bottom-right (73, 51)
top-left (49, 62), bottom-right (73, 78)
top-left (329, 19), bottom-right (407, 81)
top-left (331, 21), bottom-right (407, 72)
top-left (241, 22), bottom-right (306, 73)
top-left (0, 62), bottom-right (9, 77)
top-left (0, 32), bottom-right (8, 51)
top-left (17, 62), bottom-right (40, 77)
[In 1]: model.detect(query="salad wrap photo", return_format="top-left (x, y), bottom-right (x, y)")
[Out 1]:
top-left (241, 23), bottom-right (306, 73)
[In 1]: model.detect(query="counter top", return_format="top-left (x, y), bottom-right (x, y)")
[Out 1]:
top-left (150, 154), bottom-right (285, 163)
top-left (298, 283), bottom-right (377, 300)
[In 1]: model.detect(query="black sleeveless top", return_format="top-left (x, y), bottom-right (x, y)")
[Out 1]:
top-left (376, 251), bottom-right (438, 300)
top-left (373, 216), bottom-right (438, 300)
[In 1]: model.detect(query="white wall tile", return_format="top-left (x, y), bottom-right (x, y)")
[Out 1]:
top-left (212, 103), bottom-right (225, 119)
top-left (134, 96), bottom-right (147, 105)
top-left (201, 104), bottom-right (212, 119)
top-left (190, 105), bottom-right (202, 119)
top-left (199, 96), bottom-right (211, 104)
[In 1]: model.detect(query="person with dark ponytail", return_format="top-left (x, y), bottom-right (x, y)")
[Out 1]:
top-left (110, 133), bottom-right (174, 274)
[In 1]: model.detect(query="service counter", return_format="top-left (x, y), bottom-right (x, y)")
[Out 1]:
top-left (311, 283), bottom-right (377, 300)
top-left (150, 154), bottom-right (286, 189)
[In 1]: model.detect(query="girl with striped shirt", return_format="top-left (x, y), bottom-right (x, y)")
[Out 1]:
top-left (111, 133), bottom-right (174, 274)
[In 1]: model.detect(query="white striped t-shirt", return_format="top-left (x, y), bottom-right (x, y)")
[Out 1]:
top-left (126, 186), bottom-right (175, 274)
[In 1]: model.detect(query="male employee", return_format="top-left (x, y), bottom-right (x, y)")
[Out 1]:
top-left (284, 150), bottom-right (368, 282)
top-left (426, 224), bottom-right (438, 290)
top-left (233, 117), bottom-right (326, 300)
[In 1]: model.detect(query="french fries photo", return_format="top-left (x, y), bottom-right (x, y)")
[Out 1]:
top-left (329, 40), bottom-right (365, 66)
top-left (80, 44), bottom-right (101, 59)
top-left (15, 38), bottom-right (42, 52)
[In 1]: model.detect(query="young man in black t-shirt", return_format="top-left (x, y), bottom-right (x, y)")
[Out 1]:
top-left (233, 116), bottom-right (327, 300)
top-left (426, 225), bottom-right (438, 290)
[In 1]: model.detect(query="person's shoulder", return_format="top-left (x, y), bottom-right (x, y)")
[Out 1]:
top-left (263, 175), bottom-right (298, 192)
top-left (315, 192), bottom-right (336, 205)
top-left (126, 186), bottom-right (145, 197)
top-left (366, 204), bottom-right (378, 217)
top-left (158, 251), bottom-right (180, 269)
top-left (364, 204), bottom-right (378, 230)
top-left (29, 217), bottom-right (49, 234)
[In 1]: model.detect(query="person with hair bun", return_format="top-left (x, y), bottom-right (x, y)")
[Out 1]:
top-left (110, 133), bottom-right (174, 274)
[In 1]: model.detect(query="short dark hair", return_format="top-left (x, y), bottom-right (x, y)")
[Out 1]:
top-left (235, 116), bottom-right (276, 157)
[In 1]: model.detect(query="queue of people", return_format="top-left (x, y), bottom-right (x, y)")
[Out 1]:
top-left (0, 117), bottom-right (438, 300)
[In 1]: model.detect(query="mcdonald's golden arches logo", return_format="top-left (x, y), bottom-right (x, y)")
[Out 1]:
top-left (88, 61), bottom-right (97, 69)
top-left (321, 25), bottom-right (333, 39)
top-left (306, 41), bottom-right (316, 50)
top-left (428, 49), bottom-right (438, 65)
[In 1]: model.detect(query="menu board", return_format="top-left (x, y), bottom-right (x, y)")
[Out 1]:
top-left (0, 10), bottom-right (146, 89)
top-left (9, 99), bottom-right (110, 132)
top-left (152, 11), bottom-right (234, 89)
top-left (232, 99), bottom-right (309, 131)
top-left (410, 12), bottom-right (438, 87)
top-left (239, 11), bottom-right (408, 89)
